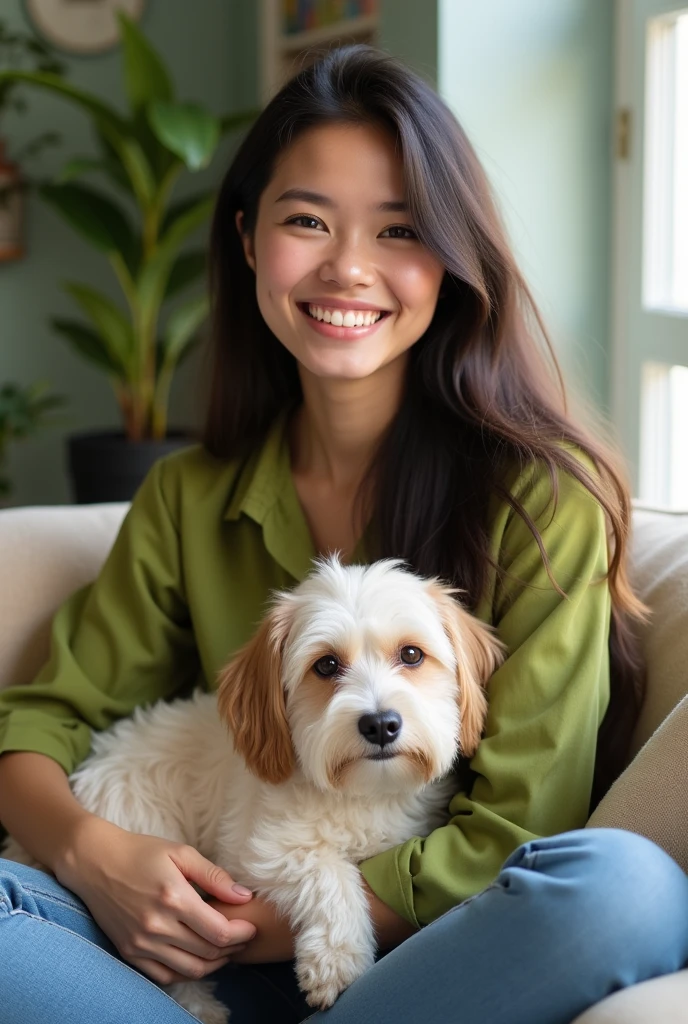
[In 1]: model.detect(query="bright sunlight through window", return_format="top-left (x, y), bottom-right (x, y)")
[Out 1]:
top-left (643, 10), bottom-right (688, 311)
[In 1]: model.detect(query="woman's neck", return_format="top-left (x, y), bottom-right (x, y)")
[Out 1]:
top-left (289, 357), bottom-right (407, 491)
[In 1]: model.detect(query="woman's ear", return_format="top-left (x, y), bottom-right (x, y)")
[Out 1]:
top-left (235, 210), bottom-right (256, 272)
top-left (430, 585), bottom-right (506, 757)
top-left (216, 599), bottom-right (295, 783)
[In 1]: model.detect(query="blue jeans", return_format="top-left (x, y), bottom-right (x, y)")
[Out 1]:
top-left (1, 829), bottom-right (687, 1024)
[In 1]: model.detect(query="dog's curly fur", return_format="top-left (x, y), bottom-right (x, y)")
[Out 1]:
top-left (2, 556), bottom-right (503, 1022)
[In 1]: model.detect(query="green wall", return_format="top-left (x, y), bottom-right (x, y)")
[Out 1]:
top-left (0, 0), bottom-right (245, 505)
top-left (0, 0), bottom-right (614, 504)
top-left (438, 0), bottom-right (614, 410)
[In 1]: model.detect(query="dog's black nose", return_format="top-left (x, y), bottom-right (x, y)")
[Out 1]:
top-left (358, 710), bottom-right (403, 747)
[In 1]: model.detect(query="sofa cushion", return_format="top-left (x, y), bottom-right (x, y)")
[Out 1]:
top-left (629, 506), bottom-right (688, 753)
top-left (571, 969), bottom-right (688, 1023)
top-left (586, 507), bottom-right (688, 879)
top-left (0, 503), bottom-right (129, 691)
top-left (587, 693), bottom-right (688, 872)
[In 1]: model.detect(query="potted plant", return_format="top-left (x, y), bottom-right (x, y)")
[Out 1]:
top-left (0, 381), bottom-right (67, 506)
top-left (0, 13), bottom-right (257, 502)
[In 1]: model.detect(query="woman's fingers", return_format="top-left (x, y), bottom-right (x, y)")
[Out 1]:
top-left (175, 894), bottom-right (257, 952)
top-left (168, 845), bottom-right (254, 906)
top-left (132, 953), bottom-right (232, 986)
top-left (155, 917), bottom-right (256, 962)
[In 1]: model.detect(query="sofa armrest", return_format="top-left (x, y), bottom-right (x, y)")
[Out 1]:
top-left (586, 694), bottom-right (688, 873)
top-left (0, 503), bottom-right (129, 691)
top-left (570, 970), bottom-right (688, 1023)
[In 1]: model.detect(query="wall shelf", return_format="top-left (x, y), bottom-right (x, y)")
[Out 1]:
top-left (260, 1), bottom-right (379, 103)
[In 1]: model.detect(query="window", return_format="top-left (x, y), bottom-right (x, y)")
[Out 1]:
top-left (613, 1), bottom-right (688, 509)
top-left (643, 10), bottom-right (688, 312)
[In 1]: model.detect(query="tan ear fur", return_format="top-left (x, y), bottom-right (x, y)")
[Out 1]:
top-left (216, 601), bottom-right (296, 784)
top-left (431, 585), bottom-right (506, 757)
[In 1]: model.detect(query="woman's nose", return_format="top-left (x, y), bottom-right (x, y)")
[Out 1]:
top-left (319, 239), bottom-right (377, 289)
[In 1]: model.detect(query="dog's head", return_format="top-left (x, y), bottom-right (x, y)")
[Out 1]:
top-left (216, 556), bottom-right (504, 795)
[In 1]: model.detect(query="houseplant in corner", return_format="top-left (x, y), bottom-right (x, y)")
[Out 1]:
top-left (0, 13), bottom-right (256, 502)
top-left (0, 381), bottom-right (66, 506)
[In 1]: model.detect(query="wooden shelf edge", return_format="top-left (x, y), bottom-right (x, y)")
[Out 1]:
top-left (279, 14), bottom-right (378, 52)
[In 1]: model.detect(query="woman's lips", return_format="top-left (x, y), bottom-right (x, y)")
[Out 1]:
top-left (298, 303), bottom-right (391, 340)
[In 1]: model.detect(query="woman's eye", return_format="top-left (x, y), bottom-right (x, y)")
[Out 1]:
top-left (285, 218), bottom-right (415, 239)
top-left (313, 655), bottom-right (340, 677)
top-left (380, 225), bottom-right (417, 240)
top-left (286, 215), bottom-right (323, 230)
top-left (400, 645), bottom-right (424, 666)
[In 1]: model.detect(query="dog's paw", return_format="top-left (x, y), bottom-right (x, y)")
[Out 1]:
top-left (297, 944), bottom-right (374, 1010)
top-left (165, 981), bottom-right (230, 1024)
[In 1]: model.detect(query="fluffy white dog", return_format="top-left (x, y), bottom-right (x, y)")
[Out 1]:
top-left (3, 556), bottom-right (504, 1023)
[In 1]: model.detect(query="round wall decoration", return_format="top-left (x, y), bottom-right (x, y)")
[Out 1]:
top-left (24, 0), bottom-right (147, 56)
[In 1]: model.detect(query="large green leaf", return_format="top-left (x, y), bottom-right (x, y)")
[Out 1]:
top-left (63, 283), bottom-right (135, 376)
top-left (166, 249), bottom-right (207, 299)
top-left (51, 318), bottom-right (124, 375)
top-left (0, 71), bottom-right (128, 135)
top-left (160, 293), bottom-right (209, 368)
top-left (160, 193), bottom-right (209, 236)
top-left (136, 196), bottom-right (214, 339)
top-left (219, 108), bottom-right (261, 135)
top-left (58, 157), bottom-right (115, 184)
top-left (148, 101), bottom-right (220, 170)
top-left (99, 126), bottom-right (157, 205)
top-left (58, 147), bottom-right (147, 201)
top-left (159, 195), bottom-right (215, 251)
top-left (94, 126), bottom-right (136, 195)
top-left (118, 12), bottom-right (173, 114)
top-left (40, 182), bottom-right (139, 276)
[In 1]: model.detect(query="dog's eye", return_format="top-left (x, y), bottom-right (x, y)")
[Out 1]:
top-left (313, 655), bottom-right (340, 678)
top-left (400, 645), bottom-right (424, 665)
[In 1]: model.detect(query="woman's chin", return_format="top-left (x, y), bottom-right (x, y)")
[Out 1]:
top-left (294, 343), bottom-right (400, 383)
top-left (300, 354), bottom-right (384, 381)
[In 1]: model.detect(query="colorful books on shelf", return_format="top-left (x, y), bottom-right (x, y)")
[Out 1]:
top-left (281, 0), bottom-right (377, 36)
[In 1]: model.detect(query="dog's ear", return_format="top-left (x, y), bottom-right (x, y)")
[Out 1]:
top-left (431, 585), bottom-right (506, 757)
top-left (216, 600), bottom-right (296, 784)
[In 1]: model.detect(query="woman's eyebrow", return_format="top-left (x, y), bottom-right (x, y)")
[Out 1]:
top-left (275, 187), bottom-right (408, 213)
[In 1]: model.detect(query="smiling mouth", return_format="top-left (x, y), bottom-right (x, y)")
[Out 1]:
top-left (296, 301), bottom-right (393, 325)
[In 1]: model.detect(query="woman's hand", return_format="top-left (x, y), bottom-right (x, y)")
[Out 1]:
top-left (55, 815), bottom-right (257, 985)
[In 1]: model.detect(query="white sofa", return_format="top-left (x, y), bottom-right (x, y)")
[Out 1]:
top-left (0, 501), bottom-right (686, 1022)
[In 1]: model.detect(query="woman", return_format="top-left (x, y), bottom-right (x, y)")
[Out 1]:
top-left (0, 44), bottom-right (687, 1024)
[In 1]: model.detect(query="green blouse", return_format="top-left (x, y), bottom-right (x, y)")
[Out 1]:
top-left (0, 413), bottom-right (611, 928)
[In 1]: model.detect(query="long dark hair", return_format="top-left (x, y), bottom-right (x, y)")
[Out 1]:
top-left (203, 44), bottom-right (647, 808)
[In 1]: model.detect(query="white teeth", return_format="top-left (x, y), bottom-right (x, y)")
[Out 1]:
top-left (307, 303), bottom-right (383, 327)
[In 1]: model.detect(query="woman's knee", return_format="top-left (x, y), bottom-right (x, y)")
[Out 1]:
top-left (503, 828), bottom-right (688, 970)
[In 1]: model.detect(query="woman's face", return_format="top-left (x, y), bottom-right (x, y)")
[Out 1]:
top-left (236, 122), bottom-right (446, 383)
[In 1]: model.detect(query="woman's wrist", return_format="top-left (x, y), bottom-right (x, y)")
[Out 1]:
top-left (54, 812), bottom-right (115, 888)
top-left (363, 880), bottom-right (418, 950)
top-left (207, 894), bottom-right (295, 963)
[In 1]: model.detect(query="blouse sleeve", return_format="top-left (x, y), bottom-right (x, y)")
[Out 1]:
top-left (359, 458), bottom-right (611, 927)
top-left (0, 458), bottom-right (200, 777)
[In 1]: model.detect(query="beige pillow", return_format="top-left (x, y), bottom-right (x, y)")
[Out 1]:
top-left (572, 970), bottom-right (688, 1023)
top-left (629, 507), bottom-right (688, 753)
top-left (587, 507), bottom-right (688, 871)
top-left (587, 693), bottom-right (688, 872)
top-left (0, 503), bottom-right (128, 692)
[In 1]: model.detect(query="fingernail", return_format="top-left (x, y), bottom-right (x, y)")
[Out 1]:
top-left (232, 883), bottom-right (253, 896)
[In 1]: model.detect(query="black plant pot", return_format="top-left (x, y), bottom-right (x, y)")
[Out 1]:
top-left (67, 430), bottom-right (195, 504)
